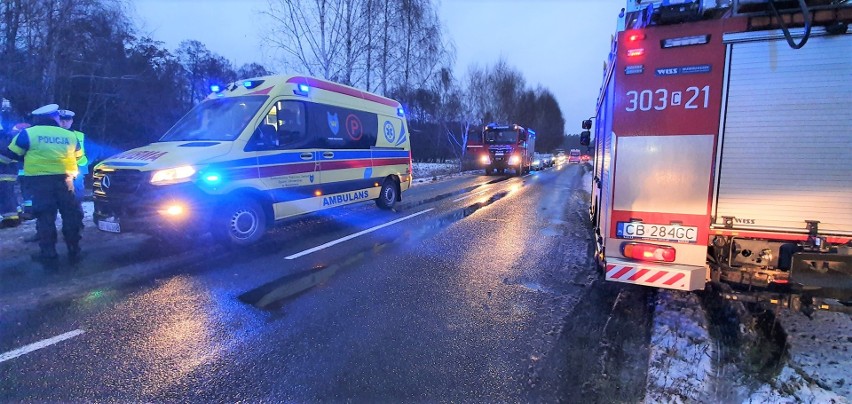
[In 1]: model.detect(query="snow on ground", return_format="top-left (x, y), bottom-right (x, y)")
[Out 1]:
top-left (581, 164), bottom-right (851, 403)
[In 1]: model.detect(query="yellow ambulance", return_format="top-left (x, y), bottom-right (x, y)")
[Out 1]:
top-left (92, 75), bottom-right (412, 245)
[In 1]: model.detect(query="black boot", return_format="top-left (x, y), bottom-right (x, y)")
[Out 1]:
top-left (31, 245), bottom-right (59, 262)
top-left (67, 242), bottom-right (82, 264)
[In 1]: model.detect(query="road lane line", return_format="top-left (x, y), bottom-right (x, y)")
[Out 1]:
top-left (452, 190), bottom-right (487, 203)
top-left (285, 208), bottom-right (435, 260)
top-left (0, 329), bottom-right (85, 363)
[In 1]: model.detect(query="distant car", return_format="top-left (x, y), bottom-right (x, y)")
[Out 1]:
top-left (555, 152), bottom-right (566, 164)
top-left (541, 153), bottom-right (554, 167)
top-left (531, 157), bottom-right (543, 171)
top-left (581, 154), bottom-right (591, 162)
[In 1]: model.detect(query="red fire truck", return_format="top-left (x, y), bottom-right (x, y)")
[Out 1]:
top-left (470, 123), bottom-right (537, 176)
top-left (586, 0), bottom-right (851, 307)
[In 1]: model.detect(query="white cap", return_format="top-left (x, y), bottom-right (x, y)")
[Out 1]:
top-left (58, 109), bottom-right (76, 119)
top-left (32, 103), bottom-right (59, 115)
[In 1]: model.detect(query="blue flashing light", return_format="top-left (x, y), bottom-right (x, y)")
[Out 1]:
top-left (202, 173), bottom-right (222, 184)
top-left (528, 129), bottom-right (536, 135)
top-left (298, 84), bottom-right (310, 93)
top-left (397, 107), bottom-right (405, 117)
top-left (243, 81), bottom-right (253, 88)
top-left (210, 84), bottom-right (221, 93)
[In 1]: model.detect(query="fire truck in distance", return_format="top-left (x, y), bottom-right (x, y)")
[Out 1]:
top-left (568, 149), bottom-right (582, 164)
top-left (469, 123), bottom-right (536, 176)
top-left (586, 0), bottom-right (851, 309)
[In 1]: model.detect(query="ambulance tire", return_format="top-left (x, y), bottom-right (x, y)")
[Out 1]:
top-left (212, 198), bottom-right (267, 246)
top-left (376, 178), bottom-right (398, 210)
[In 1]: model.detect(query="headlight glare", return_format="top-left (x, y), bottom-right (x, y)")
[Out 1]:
top-left (150, 165), bottom-right (196, 185)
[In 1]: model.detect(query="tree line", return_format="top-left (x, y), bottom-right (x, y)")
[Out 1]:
top-left (0, 0), bottom-right (569, 165)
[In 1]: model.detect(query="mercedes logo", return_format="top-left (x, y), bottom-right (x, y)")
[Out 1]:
top-left (101, 175), bottom-right (111, 189)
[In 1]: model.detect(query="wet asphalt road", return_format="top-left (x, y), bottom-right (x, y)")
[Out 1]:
top-left (0, 163), bottom-right (649, 402)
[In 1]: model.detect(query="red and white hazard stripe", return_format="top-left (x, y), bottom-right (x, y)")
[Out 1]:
top-left (605, 261), bottom-right (704, 291)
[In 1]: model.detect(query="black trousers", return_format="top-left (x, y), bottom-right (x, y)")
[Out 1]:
top-left (0, 178), bottom-right (16, 217)
top-left (29, 175), bottom-right (82, 250)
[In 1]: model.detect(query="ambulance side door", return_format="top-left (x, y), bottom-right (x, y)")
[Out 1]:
top-left (246, 100), bottom-right (319, 207)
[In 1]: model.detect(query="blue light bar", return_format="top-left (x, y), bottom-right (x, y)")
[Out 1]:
top-left (397, 107), bottom-right (405, 117)
top-left (299, 84), bottom-right (310, 92)
top-left (210, 85), bottom-right (221, 93)
top-left (243, 81), bottom-right (253, 88)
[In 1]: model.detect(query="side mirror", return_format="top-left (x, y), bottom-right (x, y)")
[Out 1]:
top-left (580, 130), bottom-right (591, 146)
top-left (582, 119), bottom-right (592, 130)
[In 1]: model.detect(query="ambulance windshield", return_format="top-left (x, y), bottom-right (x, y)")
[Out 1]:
top-left (160, 96), bottom-right (266, 142)
top-left (484, 129), bottom-right (519, 144)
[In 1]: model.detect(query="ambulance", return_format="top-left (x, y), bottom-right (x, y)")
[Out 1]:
top-left (92, 75), bottom-right (412, 246)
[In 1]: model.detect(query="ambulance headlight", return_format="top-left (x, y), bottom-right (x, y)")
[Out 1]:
top-left (150, 165), bottom-right (197, 185)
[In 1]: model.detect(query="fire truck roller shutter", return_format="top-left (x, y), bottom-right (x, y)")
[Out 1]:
top-left (715, 31), bottom-right (852, 236)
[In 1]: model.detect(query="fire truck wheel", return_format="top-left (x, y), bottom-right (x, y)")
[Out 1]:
top-left (498, 168), bottom-right (505, 175)
top-left (485, 168), bottom-right (493, 175)
top-left (376, 178), bottom-right (398, 210)
top-left (212, 198), bottom-right (267, 246)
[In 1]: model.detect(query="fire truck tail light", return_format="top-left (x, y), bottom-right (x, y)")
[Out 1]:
top-left (626, 48), bottom-right (645, 57)
top-left (621, 242), bottom-right (676, 262)
top-left (627, 32), bottom-right (646, 42)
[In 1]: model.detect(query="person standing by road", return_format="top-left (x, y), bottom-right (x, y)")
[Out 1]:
top-left (58, 109), bottom-right (88, 201)
top-left (0, 123), bottom-right (28, 226)
top-left (0, 104), bottom-right (83, 263)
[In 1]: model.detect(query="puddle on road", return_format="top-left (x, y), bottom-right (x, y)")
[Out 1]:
top-left (400, 175), bottom-right (513, 210)
top-left (238, 249), bottom-right (371, 309)
top-left (239, 189), bottom-right (516, 309)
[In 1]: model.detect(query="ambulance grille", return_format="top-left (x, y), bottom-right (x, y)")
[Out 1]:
top-left (93, 169), bottom-right (148, 198)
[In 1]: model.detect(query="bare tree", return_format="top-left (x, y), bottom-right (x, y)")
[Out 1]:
top-left (262, 0), bottom-right (350, 79)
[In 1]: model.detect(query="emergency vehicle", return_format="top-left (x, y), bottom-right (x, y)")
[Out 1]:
top-left (587, 0), bottom-right (851, 307)
top-left (468, 123), bottom-right (536, 175)
top-left (93, 75), bottom-right (412, 246)
top-left (568, 149), bottom-right (581, 164)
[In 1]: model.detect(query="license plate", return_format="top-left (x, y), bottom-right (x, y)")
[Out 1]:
top-left (616, 222), bottom-right (698, 244)
top-left (97, 219), bottom-right (120, 233)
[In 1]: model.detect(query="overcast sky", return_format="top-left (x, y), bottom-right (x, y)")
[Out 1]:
top-left (132, 0), bottom-right (626, 135)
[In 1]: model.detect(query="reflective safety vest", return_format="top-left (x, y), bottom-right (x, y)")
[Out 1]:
top-left (74, 130), bottom-right (89, 175)
top-left (74, 130), bottom-right (88, 167)
top-left (8, 125), bottom-right (81, 176)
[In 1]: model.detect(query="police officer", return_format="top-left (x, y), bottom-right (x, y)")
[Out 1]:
top-left (0, 123), bottom-right (25, 226)
top-left (0, 104), bottom-right (83, 262)
top-left (57, 109), bottom-right (88, 201)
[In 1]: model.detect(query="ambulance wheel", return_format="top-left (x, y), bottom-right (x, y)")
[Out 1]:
top-left (376, 179), bottom-right (398, 210)
top-left (213, 198), bottom-right (267, 246)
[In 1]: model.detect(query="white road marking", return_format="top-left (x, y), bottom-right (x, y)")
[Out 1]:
top-left (286, 208), bottom-right (435, 260)
top-left (452, 190), bottom-right (487, 203)
top-left (0, 329), bottom-right (85, 363)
